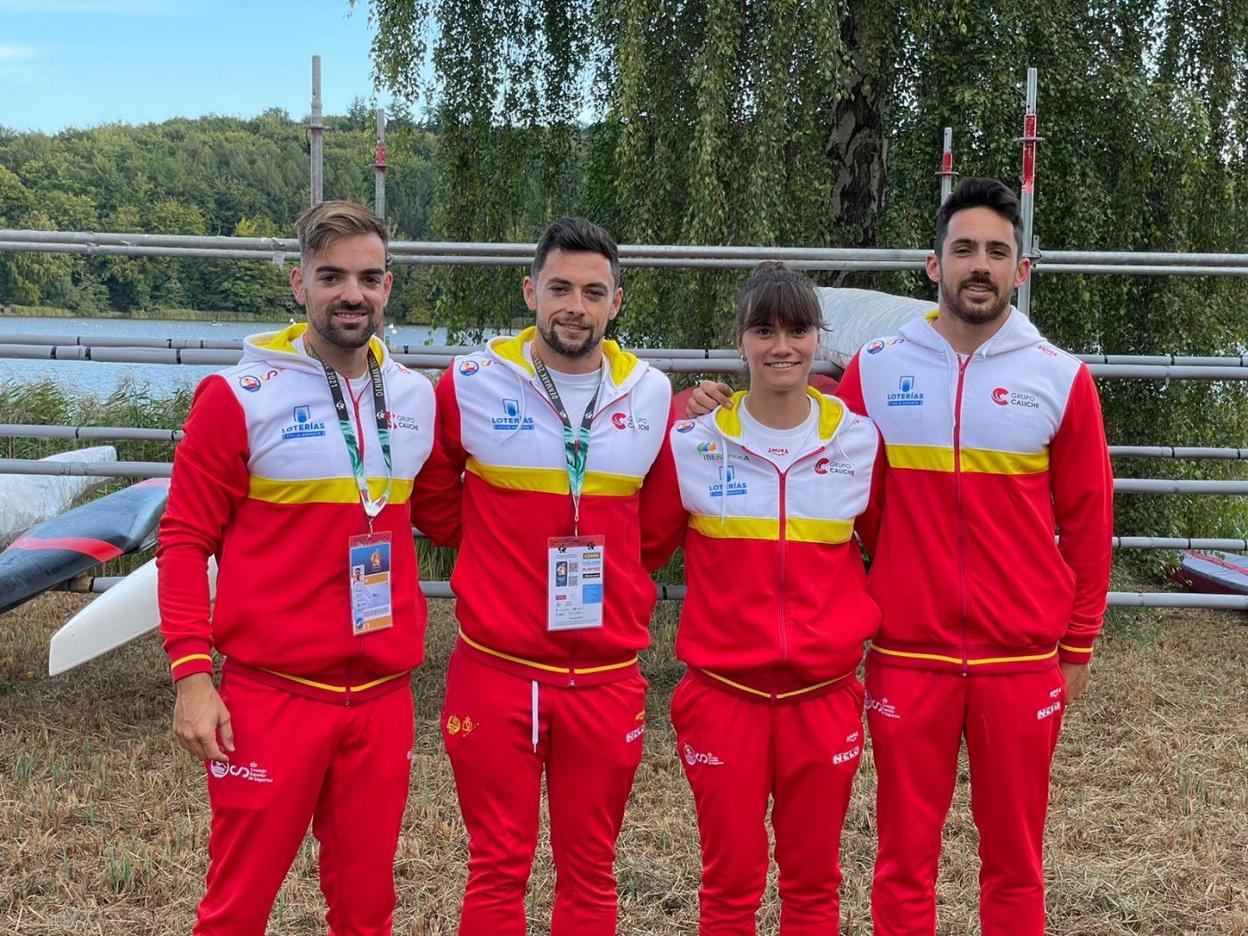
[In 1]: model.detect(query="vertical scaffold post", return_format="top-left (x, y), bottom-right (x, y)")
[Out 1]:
top-left (374, 108), bottom-right (387, 220)
top-left (939, 127), bottom-right (955, 206)
top-left (1017, 67), bottom-right (1040, 317)
top-left (309, 55), bottom-right (325, 207)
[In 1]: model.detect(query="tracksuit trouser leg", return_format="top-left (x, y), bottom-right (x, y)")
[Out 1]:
top-left (671, 675), bottom-right (865, 936)
top-left (194, 673), bottom-right (415, 936)
top-left (867, 663), bottom-right (1066, 936)
top-left (441, 649), bottom-right (647, 936)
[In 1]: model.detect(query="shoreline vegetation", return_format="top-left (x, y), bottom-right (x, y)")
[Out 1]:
top-left (0, 304), bottom-right (291, 323)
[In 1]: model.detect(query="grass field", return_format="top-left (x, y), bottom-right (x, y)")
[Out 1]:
top-left (1, 595), bottom-right (1245, 935)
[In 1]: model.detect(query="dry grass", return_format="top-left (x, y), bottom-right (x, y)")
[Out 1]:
top-left (1, 595), bottom-right (1246, 935)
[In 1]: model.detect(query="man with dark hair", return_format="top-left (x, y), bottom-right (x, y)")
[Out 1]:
top-left (434, 217), bottom-right (672, 935)
top-left (159, 200), bottom-right (460, 934)
top-left (839, 177), bottom-right (1113, 935)
top-left (687, 178), bottom-right (1113, 934)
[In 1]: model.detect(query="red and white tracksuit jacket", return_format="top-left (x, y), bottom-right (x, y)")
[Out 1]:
top-left (435, 329), bottom-right (670, 936)
top-left (435, 327), bottom-right (672, 684)
top-left (837, 309), bottom-right (1113, 936)
top-left (642, 389), bottom-right (883, 934)
top-left (157, 323), bottom-right (460, 936)
top-left (159, 323), bottom-right (460, 695)
top-left (839, 309), bottom-right (1113, 672)
top-left (642, 388), bottom-right (883, 698)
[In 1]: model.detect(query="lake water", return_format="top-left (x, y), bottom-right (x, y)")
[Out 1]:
top-left (0, 316), bottom-right (457, 399)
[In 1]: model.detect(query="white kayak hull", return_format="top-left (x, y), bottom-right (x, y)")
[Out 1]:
top-left (48, 555), bottom-right (218, 676)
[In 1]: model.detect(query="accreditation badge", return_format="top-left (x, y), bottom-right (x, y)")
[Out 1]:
top-left (347, 531), bottom-right (394, 635)
top-left (547, 536), bottom-right (605, 631)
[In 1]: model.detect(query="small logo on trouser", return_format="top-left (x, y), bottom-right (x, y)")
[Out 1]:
top-left (683, 743), bottom-right (724, 766)
top-left (209, 760), bottom-right (273, 783)
top-left (864, 691), bottom-right (900, 720)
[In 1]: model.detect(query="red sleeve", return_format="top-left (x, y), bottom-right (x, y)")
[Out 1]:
top-left (1050, 365), bottom-right (1114, 665)
top-left (639, 417), bottom-right (688, 572)
top-left (835, 352), bottom-right (868, 416)
top-left (156, 375), bottom-right (250, 683)
top-left (854, 426), bottom-right (887, 556)
top-left (409, 432), bottom-right (462, 548)
top-left (810, 373), bottom-right (840, 395)
top-left (434, 364), bottom-right (470, 467)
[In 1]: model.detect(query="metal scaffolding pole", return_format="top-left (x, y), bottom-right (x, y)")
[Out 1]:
top-left (0, 424), bottom-right (182, 442)
top-left (1110, 446), bottom-right (1248, 459)
top-left (1115, 536), bottom-right (1248, 550)
top-left (0, 458), bottom-right (171, 479)
top-left (51, 576), bottom-right (1248, 609)
top-left (1017, 67), bottom-right (1040, 317)
top-left (308, 55), bottom-right (324, 207)
top-left (374, 107), bottom-right (387, 220)
top-left (1115, 479), bottom-right (1248, 494)
top-left (939, 127), bottom-right (955, 205)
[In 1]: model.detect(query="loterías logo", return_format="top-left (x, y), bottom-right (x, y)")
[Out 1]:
top-left (992, 387), bottom-right (1010, 406)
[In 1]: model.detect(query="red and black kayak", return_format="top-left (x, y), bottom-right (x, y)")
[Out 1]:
top-left (0, 478), bottom-right (170, 614)
top-left (1169, 549), bottom-right (1248, 596)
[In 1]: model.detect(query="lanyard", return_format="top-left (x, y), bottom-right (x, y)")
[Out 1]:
top-left (532, 354), bottom-right (602, 535)
top-left (317, 348), bottom-right (393, 531)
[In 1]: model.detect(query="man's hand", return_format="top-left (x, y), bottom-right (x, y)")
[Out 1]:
top-left (1060, 662), bottom-right (1091, 703)
top-left (173, 672), bottom-right (234, 763)
top-left (686, 380), bottom-right (735, 418)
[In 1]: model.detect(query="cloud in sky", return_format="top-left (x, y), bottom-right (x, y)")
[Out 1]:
top-left (0, 44), bottom-right (39, 62)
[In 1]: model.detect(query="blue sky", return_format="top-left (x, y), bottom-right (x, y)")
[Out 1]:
top-left (0, 0), bottom-right (406, 133)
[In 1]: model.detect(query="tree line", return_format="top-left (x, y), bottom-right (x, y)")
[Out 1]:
top-left (0, 103), bottom-right (438, 320)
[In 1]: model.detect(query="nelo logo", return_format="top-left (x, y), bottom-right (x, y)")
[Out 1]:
top-left (992, 387), bottom-right (1010, 406)
top-left (814, 458), bottom-right (830, 475)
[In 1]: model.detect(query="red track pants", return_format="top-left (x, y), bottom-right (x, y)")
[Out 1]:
top-left (194, 672), bottom-right (415, 936)
top-left (671, 674), bottom-right (866, 936)
top-left (867, 663), bottom-right (1066, 936)
top-left (441, 649), bottom-right (648, 936)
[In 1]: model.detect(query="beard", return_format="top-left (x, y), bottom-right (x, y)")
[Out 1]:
top-left (941, 276), bottom-right (1012, 326)
top-left (537, 317), bottom-right (602, 359)
top-left (310, 301), bottom-right (380, 349)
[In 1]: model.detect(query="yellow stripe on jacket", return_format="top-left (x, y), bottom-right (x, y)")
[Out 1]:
top-left (689, 514), bottom-right (854, 544)
top-left (248, 476), bottom-right (415, 505)
top-left (886, 444), bottom-right (1049, 475)
top-left (465, 458), bottom-right (642, 496)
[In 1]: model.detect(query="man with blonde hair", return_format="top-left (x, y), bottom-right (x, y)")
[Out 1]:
top-left (159, 200), bottom-right (460, 934)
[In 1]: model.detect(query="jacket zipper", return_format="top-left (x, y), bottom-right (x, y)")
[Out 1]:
top-left (743, 442), bottom-right (826, 696)
top-left (347, 377), bottom-right (372, 707)
top-left (529, 378), bottom-right (628, 687)
top-left (953, 354), bottom-right (971, 675)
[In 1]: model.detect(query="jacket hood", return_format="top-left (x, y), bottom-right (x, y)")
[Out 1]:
top-left (484, 326), bottom-right (650, 395)
top-left (712, 388), bottom-right (846, 444)
top-left (241, 322), bottom-right (393, 374)
top-left (898, 307), bottom-right (1044, 357)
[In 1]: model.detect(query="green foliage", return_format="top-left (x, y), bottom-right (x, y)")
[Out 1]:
top-left (0, 112), bottom-right (440, 323)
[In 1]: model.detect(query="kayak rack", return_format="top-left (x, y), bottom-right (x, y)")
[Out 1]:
top-left (54, 575), bottom-right (1248, 610)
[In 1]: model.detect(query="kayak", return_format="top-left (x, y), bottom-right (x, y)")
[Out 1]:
top-left (0, 446), bottom-right (117, 547)
top-left (0, 478), bottom-right (170, 614)
top-left (48, 555), bottom-right (218, 675)
top-left (1169, 549), bottom-right (1248, 596)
